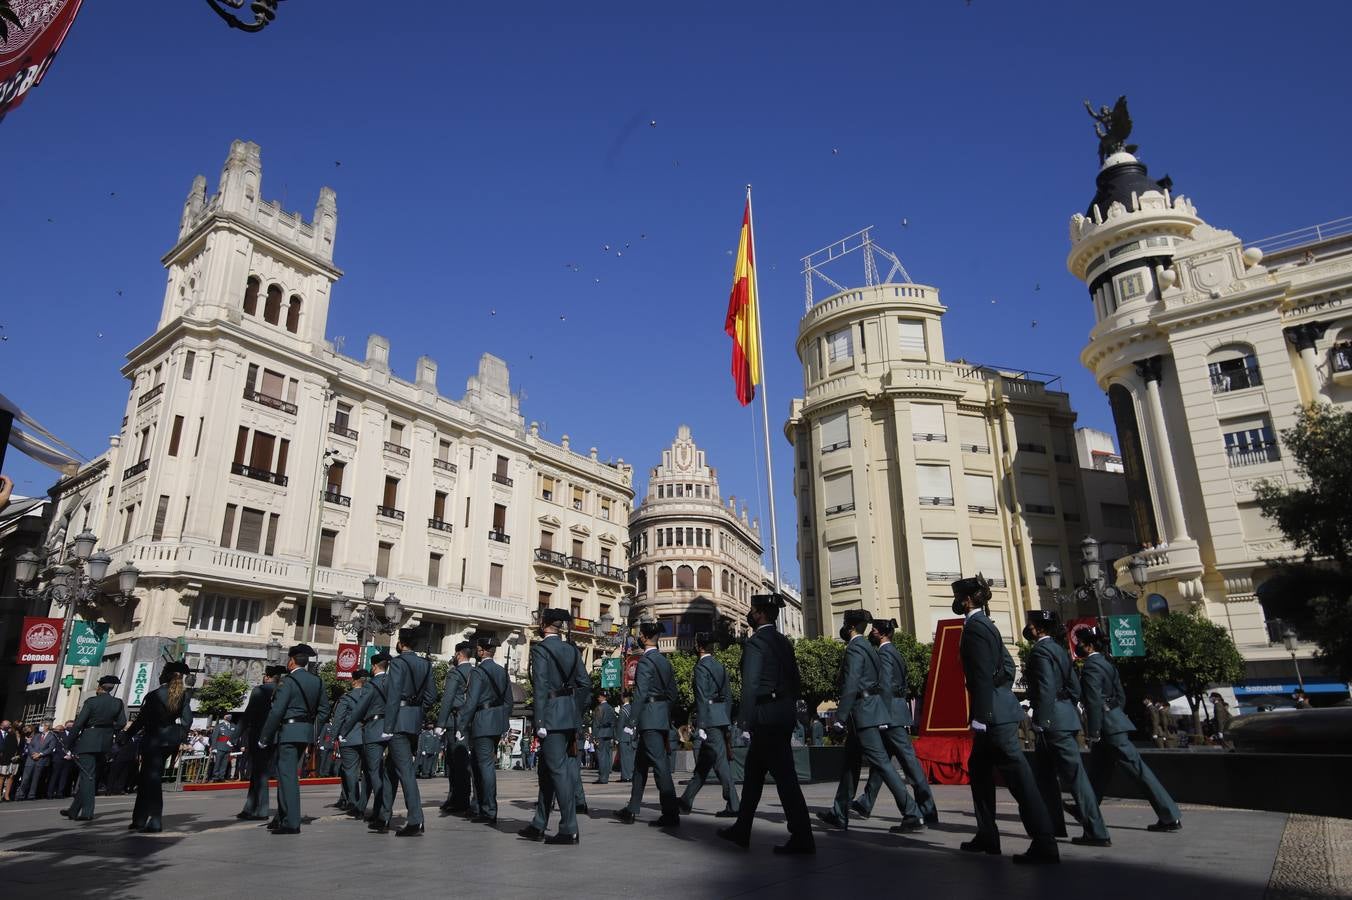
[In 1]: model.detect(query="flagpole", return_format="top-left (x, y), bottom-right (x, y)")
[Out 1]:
top-left (746, 185), bottom-right (783, 594)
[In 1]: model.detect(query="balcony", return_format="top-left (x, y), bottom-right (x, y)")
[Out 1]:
top-left (491, 473), bottom-right (514, 487)
top-left (328, 422), bottom-right (359, 440)
top-left (488, 529), bottom-right (510, 543)
top-left (433, 458), bottom-right (457, 474)
top-left (123, 459), bottom-right (150, 481)
top-left (825, 502), bottom-right (855, 516)
top-left (1227, 441), bottom-right (1281, 468)
top-left (1016, 442), bottom-right (1047, 454)
top-left (829, 575), bottom-right (861, 588)
top-left (428, 518), bottom-right (453, 533)
top-left (961, 443), bottom-right (991, 454)
top-left (967, 504), bottom-right (997, 515)
top-left (566, 555), bottom-right (597, 575)
top-left (231, 462), bottom-right (289, 487)
top-left (595, 564), bottom-right (627, 582)
top-left (918, 496), bottom-right (955, 507)
top-left (926, 570), bottom-right (961, 582)
top-left (1331, 343), bottom-right (1352, 374)
top-left (821, 440), bottom-right (850, 453)
top-left (383, 441), bottom-right (410, 458)
top-left (1210, 367), bottom-right (1263, 394)
top-left (1025, 503), bottom-right (1056, 515)
top-left (377, 505), bottom-right (405, 521)
top-left (322, 489), bottom-right (351, 507)
top-left (138, 383), bottom-right (164, 407)
top-left (534, 548), bottom-right (567, 567)
top-left (913, 432), bottom-right (947, 443)
top-left (243, 389), bottom-right (297, 415)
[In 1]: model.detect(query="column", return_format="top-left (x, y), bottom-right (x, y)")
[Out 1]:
top-left (1133, 357), bottom-right (1190, 542)
top-left (1285, 322), bottom-right (1328, 404)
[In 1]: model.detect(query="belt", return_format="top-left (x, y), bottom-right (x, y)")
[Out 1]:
top-left (862, 687), bottom-right (881, 697)
top-left (547, 688), bottom-right (574, 699)
top-left (477, 701), bottom-right (505, 712)
top-left (399, 700), bottom-right (411, 707)
top-left (284, 717), bottom-right (313, 724)
top-left (756, 692), bottom-right (781, 703)
top-left (365, 715), bottom-right (384, 723)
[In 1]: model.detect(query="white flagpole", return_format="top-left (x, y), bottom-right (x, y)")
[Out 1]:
top-left (746, 185), bottom-right (782, 594)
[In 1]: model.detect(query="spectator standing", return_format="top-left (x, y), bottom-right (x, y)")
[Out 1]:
top-left (47, 721), bottom-right (75, 798)
top-left (19, 720), bottom-right (59, 799)
top-left (0, 720), bottom-right (19, 800)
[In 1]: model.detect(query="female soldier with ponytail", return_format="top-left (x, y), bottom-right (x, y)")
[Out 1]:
top-left (126, 661), bottom-right (194, 833)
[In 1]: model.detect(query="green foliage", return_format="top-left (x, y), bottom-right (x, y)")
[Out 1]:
top-left (0, 2), bottom-right (21, 43)
top-left (317, 661), bottom-right (353, 703)
top-left (1013, 640), bottom-right (1035, 688)
top-left (1118, 612), bottom-right (1244, 734)
top-left (792, 637), bottom-right (843, 709)
top-left (195, 672), bottom-right (249, 719)
top-left (668, 651), bottom-right (697, 713)
top-left (426, 659), bottom-right (450, 723)
top-left (713, 643), bottom-right (742, 705)
top-left (889, 632), bottom-right (933, 698)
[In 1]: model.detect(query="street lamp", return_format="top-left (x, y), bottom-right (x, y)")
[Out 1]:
top-left (333, 577), bottom-right (407, 647)
top-left (1282, 628), bottom-right (1305, 692)
top-left (1080, 536), bottom-right (1103, 585)
top-left (1043, 535), bottom-right (1143, 626)
top-left (265, 637), bottom-right (284, 666)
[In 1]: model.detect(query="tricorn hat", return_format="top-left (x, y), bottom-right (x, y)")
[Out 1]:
top-left (1074, 625), bottom-right (1104, 646)
top-left (264, 664), bottom-right (288, 677)
top-left (288, 643), bottom-right (317, 659)
top-left (638, 620), bottom-right (662, 640)
top-left (1026, 609), bottom-right (1060, 629)
top-left (162, 661), bottom-right (191, 677)
top-left (842, 609), bottom-right (873, 631)
top-left (98, 675), bottom-right (121, 687)
top-left (540, 607), bottom-right (572, 627)
top-left (351, 668), bottom-right (372, 680)
top-left (369, 651), bottom-right (393, 666)
top-left (396, 628), bottom-right (421, 648)
top-left (750, 593), bottom-right (786, 609)
top-left (454, 640), bottom-right (474, 655)
top-left (871, 618), bottom-right (898, 635)
top-left (474, 633), bottom-right (498, 651)
top-left (951, 575), bottom-right (992, 602)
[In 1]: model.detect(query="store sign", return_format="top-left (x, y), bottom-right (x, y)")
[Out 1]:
top-left (0, 0), bottom-right (86, 122)
top-left (600, 657), bottom-right (622, 689)
top-left (65, 621), bottom-right (109, 667)
top-left (336, 643), bottom-right (359, 679)
top-left (1109, 614), bottom-right (1144, 658)
top-left (18, 616), bottom-right (64, 664)
top-left (128, 660), bottom-right (154, 706)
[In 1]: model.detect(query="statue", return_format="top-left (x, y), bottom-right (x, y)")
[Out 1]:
top-left (1084, 96), bottom-right (1138, 164)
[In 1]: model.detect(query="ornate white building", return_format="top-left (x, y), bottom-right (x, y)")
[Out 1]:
top-left (35, 141), bottom-right (633, 717)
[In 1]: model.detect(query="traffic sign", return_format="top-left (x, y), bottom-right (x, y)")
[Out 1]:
top-left (1109, 614), bottom-right (1144, 658)
top-left (600, 657), bottom-right (622, 689)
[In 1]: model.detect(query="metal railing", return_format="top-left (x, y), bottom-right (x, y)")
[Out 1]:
top-left (913, 432), bottom-right (947, 443)
top-left (322, 490), bottom-right (351, 506)
top-left (1226, 441), bottom-right (1281, 468)
top-left (918, 496), bottom-right (955, 506)
top-left (534, 548), bottom-right (567, 566)
top-left (231, 462), bottom-right (289, 487)
top-left (428, 518), bottom-right (453, 533)
top-left (123, 459), bottom-right (150, 480)
top-left (1329, 343), bottom-right (1352, 374)
top-left (926, 571), bottom-right (961, 582)
top-left (383, 441), bottom-right (410, 458)
top-left (1016, 442), bottom-right (1047, 454)
top-left (491, 473), bottom-right (514, 487)
top-left (329, 422), bottom-right (358, 440)
top-left (825, 502), bottom-right (855, 515)
top-left (967, 504), bottom-right (997, 515)
top-left (243, 389), bottom-right (298, 415)
top-left (566, 555), bottom-right (597, 575)
top-left (829, 575), bottom-right (861, 588)
top-left (961, 443), bottom-right (991, 454)
top-left (1249, 215), bottom-right (1352, 254)
top-left (377, 505), bottom-right (405, 520)
top-left (1025, 503), bottom-right (1056, 515)
top-left (433, 458), bottom-right (457, 473)
top-left (821, 440), bottom-right (850, 453)
top-left (1210, 369), bottom-right (1263, 394)
top-left (488, 529), bottom-right (510, 543)
top-left (138, 383), bottom-right (164, 406)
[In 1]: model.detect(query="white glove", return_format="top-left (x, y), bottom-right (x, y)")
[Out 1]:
top-left (697, 729), bottom-right (707, 741)
top-left (257, 741), bottom-right (268, 749)
top-left (537, 728), bottom-right (548, 738)
top-left (381, 732), bottom-right (394, 741)
top-left (455, 732), bottom-right (464, 742)
top-left (337, 735), bottom-right (346, 744)
top-left (879, 724), bottom-right (889, 731)
top-left (622, 727), bottom-right (635, 735)
top-left (969, 720), bottom-right (987, 732)
top-left (741, 731), bottom-right (751, 742)
top-left (434, 727), bottom-right (445, 737)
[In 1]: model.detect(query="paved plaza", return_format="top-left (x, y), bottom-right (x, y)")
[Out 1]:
top-left (0, 771), bottom-right (1344, 899)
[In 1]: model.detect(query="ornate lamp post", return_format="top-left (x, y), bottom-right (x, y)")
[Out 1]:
top-left (1042, 536), bottom-right (1150, 626)
top-left (265, 636), bottom-right (284, 667)
top-left (331, 574), bottom-right (407, 647)
top-left (1282, 628), bottom-right (1306, 692)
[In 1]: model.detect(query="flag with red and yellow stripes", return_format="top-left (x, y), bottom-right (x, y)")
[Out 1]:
top-left (724, 196), bottom-right (761, 406)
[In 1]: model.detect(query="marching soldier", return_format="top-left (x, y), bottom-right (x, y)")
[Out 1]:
top-left (60, 674), bottom-right (126, 821)
top-left (126, 661), bottom-right (194, 833)
top-left (617, 691), bottom-right (637, 782)
top-left (417, 724), bottom-right (439, 778)
top-left (591, 693), bottom-right (617, 784)
top-left (851, 617), bottom-right (938, 825)
top-left (954, 577), bottom-right (1059, 864)
top-left (458, 634), bottom-right (511, 826)
top-left (614, 621), bottom-right (681, 828)
top-left (331, 668), bottom-right (369, 818)
top-left (679, 632), bottom-right (739, 817)
top-left (209, 715), bottom-right (236, 781)
top-left (518, 608), bottom-right (590, 845)
top-left (235, 665), bottom-right (282, 821)
top-left (259, 644), bottom-right (330, 835)
top-left (377, 630), bottom-right (436, 836)
top-left (716, 593), bottom-right (813, 855)
top-left (436, 641), bottom-right (476, 815)
top-left (1074, 625), bottom-right (1182, 832)
top-left (1024, 609), bottom-right (1110, 847)
top-left (820, 610), bottom-right (924, 834)
top-left (348, 652), bottom-right (393, 826)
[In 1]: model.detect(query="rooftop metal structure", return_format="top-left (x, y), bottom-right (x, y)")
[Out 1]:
top-left (800, 226), bottom-right (912, 311)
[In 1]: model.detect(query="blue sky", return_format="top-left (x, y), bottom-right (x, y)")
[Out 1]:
top-left (3, 1), bottom-right (1349, 585)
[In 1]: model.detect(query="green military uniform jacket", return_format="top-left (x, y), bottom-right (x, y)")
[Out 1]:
top-left (234, 681), bottom-right (275, 749)
top-left (877, 641), bottom-right (914, 728)
top-left (593, 702), bottom-right (617, 739)
top-left (530, 635), bottom-right (590, 733)
top-left (261, 668), bottom-right (331, 745)
top-left (349, 672), bottom-right (391, 743)
top-left (693, 654), bottom-right (733, 729)
top-left (1079, 652), bottom-right (1135, 739)
top-left (459, 657), bottom-right (511, 738)
top-left (959, 610), bottom-right (1023, 727)
top-left (437, 662), bottom-right (474, 732)
top-left (332, 685), bottom-right (365, 744)
top-left (1026, 637), bottom-right (1083, 733)
top-left (70, 691), bottom-right (127, 754)
top-left (617, 703), bottom-right (635, 744)
top-left (739, 624), bottom-right (800, 731)
top-left (127, 684), bottom-right (194, 752)
top-left (383, 651), bottom-right (436, 734)
top-left (631, 648), bottom-right (677, 731)
top-left (837, 635), bottom-right (889, 728)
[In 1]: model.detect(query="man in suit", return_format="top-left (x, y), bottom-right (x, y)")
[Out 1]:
top-left (851, 617), bottom-right (938, 825)
top-left (614, 621), bottom-right (680, 828)
top-left (458, 634), bottom-right (511, 826)
top-left (436, 641), bottom-right (476, 815)
top-left (416, 724), bottom-right (439, 778)
top-left (106, 731), bottom-right (139, 795)
top-left (209, 715), bottom-right (236, 781)
top-left (1024, 609), bottom-right (1110, 847)
top-left (955, 576), bottom-right (1058, 865)
top-left (518, 608), bottom-right (590, 845)
top-left (820, 610), bottom-right (924, 834)
top-left (617, 692), bottom-right (637, 782)
top-left (47, 722), bottom-right (75, 799)
top-left (717, 593), bottom-right (813, 855)
top-left (376, 630), bottom-right (436, 836)
top-left (18, 719), bottom-right (58, 800)
top-left (1074, 626), bottom-right (1181, 832)
top-left (331, 668), bottom-right (369, 817)
top-left (234, 665), bottom-right (281, 821)
top-left (591, 693), bottom-right (617, 784)
top-left (60, 675), bottom-right (126, 821)
top-left (679, 632), bottom-right (739, 817)
top-left (259, 643), bottom-right (330, 835)
top-left (347, 653), bottom-right (393, 824)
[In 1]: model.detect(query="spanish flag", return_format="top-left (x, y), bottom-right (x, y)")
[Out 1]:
top-left (724, 194), bottom-right (761, 406)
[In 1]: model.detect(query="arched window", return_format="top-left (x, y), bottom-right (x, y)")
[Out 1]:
top-left (1207, 344), bottom-right (1262, 394)
top-left (263, 284), bottom-right (283, 325)
top-left (243, 276), bottom-right (260, 316)
top-left (676, 565), bottom-right (694, 589)
top-left (697, 566), bottom-right (713, 590)
top-left (720, 571), bottom-right (730, 595)
top-left (657, 566), bottom-right (673, 590)
top-left (286, 296), bottom-right (302, 333)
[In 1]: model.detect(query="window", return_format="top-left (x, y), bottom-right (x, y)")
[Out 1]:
top-left (286, 378), bottom-right (298, 405)
top-left (190, 594), bottom-right (262, 635)
top-left (827, 327), bottom-right (853, 363)
top-left (152, 495), bottom-right (170, 541)
top-left (570, 598), bottom-right (582, 620)
top-left (285, 295), bottom-right (302, 333)
top-left (540, 530), bottom-right (554, 551)
top-left (571, 538), bottom-right (584, 559)
top-left (318, 529), bottom-right (337, 567)
top-left (244, 363), bottom-right (258, 394)
top-left (1208, 347), bottom-right (1263, 394)
top-left (973, 546), bottom-right (1006, 587)
top-left (275, 439), bottom-right (289, 478)
top-left (249, 431), bottom-right (277, 473)
top-left (1031, 544), bottom-right (1062, 586)
top-left (898, 319), bottom-right (926, 354)
top-left (261, 368), bottom-right (284, 400)
top-left (496, 455), bottom-right (509, 478)
top-left (540, 474), bottom-right (556, 501)
top-left (327, 462), bottom-right (345, 493)
top-left (264, 513), bottom-right (279, 556)
top-left (572, 486), bottom-right (585, 511)
top-left (922, 538), bottom-right (960, 581)
top-left (243, 277), bottom-right (260, 316)
top-left (686, 527), bottom-right (695, 546)
top-left (1116, 272), bottom-right (1145, 302)
top-left (828, 544), bottom-right (860, 587)
top-left (389, 421), bottom-right (405, 446)
top-left (383, 476), bottom-right (399, 509)
top-left (488, 563), bottom-right (504, 597)
top-left (121, 504), bottom-right (136, 543)
top-left (220, 504), bottom-right (237, 547)
top-left (293, 606), bottom-right (335, 644)
top-left (1014, 414), bottom-right (1046, 453)
top-left (916, 465), bottom-right (954, 506)
top-left (676, 565), bottom-right (694, 589)
top-left (656, 529), bottom-right (665, 547)
top-left (263, 284), bottom-right (282, 324)
top-left (433, 491), bottom-right (447, 522)
top-left (965, 474), bottom-right (996, 513)
top-left (168, 416), bottom-right (184, 456)
top-left (1224, 422), bottom-right (1279, 467)
top-left (428, 553), bottom-right (442, 587)
top-left (376, 542), bottom-right (393, 578)
top-left (675, 528), bottom-right (684, 547)
top-left (912, 403), bottom-right (946, 441)
top-left (697, 565), bottom-right (713, 590)
top-left (600, 497), bottom-right (611, 520)
top-left (820, 411), bottom-right (850, 452)
top-left (236, 507), bottom-right (265, 553)
top-left (720, 570), bottom-right (731, 594)
top-left (194, 417), bottom-right (204, 456)
top-left (334, 401), bottom-right (353, 431)
top-left (492, 503), bottom-right (507, 531)
top-left (1058, 481), bottom-right (1080, 521)
top-left (824, 472), bottom-right (854, 514)
top-left (182, 351), bottom-right (195, 380)
top-left (465, 498), bottom-right (472, 527)
top-left (600, 548), bottom-right (612, 567)
top-left (1020, 472), bottom-right (1054, 515)
top-left (959, 416), bottom-right (989, 453)
top-left (179, 496), bottom-right (190, 538)
top-left (657, 566), bottom-right (674, 590)
top-left (438, 438), bottom-right (452, 462)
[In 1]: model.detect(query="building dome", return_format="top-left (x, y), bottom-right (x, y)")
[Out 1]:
top-left (1087, 154), bottom-right (1170, 219)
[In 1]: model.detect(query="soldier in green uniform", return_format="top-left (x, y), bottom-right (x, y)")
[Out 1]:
top-left (416, 724), bottom-right (439, 778)
top-left (332, 668), bottom-right (369, 818)
top-left (614, 621), bottom-right (681, 828)
top-left (518, 608), bottom-right (590, 845)
top-left (60, 675), bottom-right (126, 821)
top-left (126, 661), bottom-right (194, 833)
top-left (347, 652), bottom-right (393, 824)
top-left (851, 618), bottom-right (939, 825)
top-left (678, 632), bottom-right (738, 817)
top-left (1024, 610), bottom-right (1110, 847)
top-left (820, 610), bottom-right (924, 834)
top-left (617, 692), bottom-right (636, 782)
top-left (259, 644), bottom-right (330, 835)
top-left (1074, 625), bottom-right (1182, 832)
top-left (591, 694), bottom-right (617, 784)
top-left (376, 630), bottom-right (436, 836)
top-left (436, 641), bottom-right (476, 815)
top-left (716, 593), bottom-right (813, 855)
top-left (955, 577), bottom-right (1059, 864)
top-left (458, 634), bottom-right (511, 825)
top-left (235, 665), bottom-right (282, 821)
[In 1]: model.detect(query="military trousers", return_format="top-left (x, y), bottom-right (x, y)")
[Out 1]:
top-left (619, 740), bottom-right (636, 781)
top-left (130, 750), bottom-right (167, 828)
top-left (1034, 730), bottom-right (1109, 840)
top-left (968, 723), bottom-right (1056, 851)
top-left (240, 745), bottom-right (273, 818)
top-left (570, 755), bottom-right (588, 808)
top-left (833, 725), bottom-right (919, 822)
top-left (470, 735), bottom-right (499, 818)
top-left (595, 738), bottom-right (613, 782)
top-left (339, 743), bottom-right (366, 814)
top-left (856, 727), bottom-right (937, 820)
top-left (626, 728), bottom-right (680, 819)
top-left (274, 742), bottom-right (307, 830)
top-left (1089, 731), bottom-right (1181, 824)
top-left (729, 725), bottom-right (811, 842)
top-left (211, 750), bottom-right (231, 781)
top-left (530, 730), bottom-right (580, 836)
top-left (66, 753), bottom-right (101, 819)
top-left (443, 738), bottom-right (475, 812)
top-left (382, 733), bottom-right (424, 826)
top-left (681, 726), bottom-right (739, 812)
top-left (360, 741), bottom-right (390, 821)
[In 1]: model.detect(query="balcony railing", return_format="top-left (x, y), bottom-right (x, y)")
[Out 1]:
top-left (491, 473), bottom-right (514, 487)
top-left (243, 389), bottom-right (298, 415)
top-left (231, 462), bottom-right (289, 487)
top-left (596, 564), bottom-right (627, 582)
top-left (918, 496), bottom-right (955, 507)
top-left (535, 548), bottom-right (567, 566)
top-left (821, 440), bottom-right (850, 453)
top-left (383, 441), bottom-right (410, 458)
top-left (1226, 441), bottom-right (1281, 468)
top-left (322, 489), bottom-right (351, 507)
top-left (123, 459), bottom-right (150, 480)
top-left (825, 502), bottom-right (855, 515)
top-left (961, 443), bottom-right (991, 454)
top-left (926, 570), bottom-right (961, 582)
top-left (1016, 442), bottom-right (1047, 454)
top-left (488, 529), bottom-right (510, 543)
top-left (433, 458), bottom-right (457, 473)
top-left (1330, 343), bottom-right (1352, 373)
top-left (1025, 503), bottom-right (1056, 515)
top-left (138, 383), bottom-right (164, 407)
top-left (377, 505), bottom-right (405, 521)
top-left (566, 555), bottom-right (597, 575)
top-left (829, 575), bottom-right (861, 588)
top-left (1210, 368), bottom-right (1263, 394)
top-left (967, 504), bottom-right (997, 515)
top-left (328, 422), bottom-right (359, 440)
top-left (913, 432), bottom-right (947, 443)
top-left (428, 518), bottom-right (453, 533)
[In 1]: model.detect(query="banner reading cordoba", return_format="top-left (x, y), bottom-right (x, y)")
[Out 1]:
top-left (18, 616), bottom-right (64, 664)
top-left (0, 0), bottom-right (86, 122)
top-left (336, 643), bottom-right (359, 679)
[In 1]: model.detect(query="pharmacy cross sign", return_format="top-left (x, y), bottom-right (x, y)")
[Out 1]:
top-left (1109, 614), bottom-right (1144, 658)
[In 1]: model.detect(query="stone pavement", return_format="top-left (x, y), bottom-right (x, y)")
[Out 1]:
top-left (0, 771), bottom-right (1340, 899)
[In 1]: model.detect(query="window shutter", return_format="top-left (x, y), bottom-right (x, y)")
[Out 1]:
top-left (1019, 472), bottom-right (1052, 507)
top-left (488, 563), bottom-right (504, 597)
top-left (828, 544), bottom-right (860, 585)
top-left (912, 403), bottom-right (946, 439)
top-left (824, 473), bottom-right (854, 511)
top-left (152, 495), bottom-right (170, 541)
top-left (236, 508), bottom-right (265, 553)
top-left (220, 504), bottom-right (237, 547)
top-left (827, 328), bottom-right (853, 362)
top-left (318, 530), bottom-right (337, 567)
top-left (915, 465), bottom-right (953, 502)
top-left (922, 538), bottom-right (960, 579)
top-left (264, 513), bottom-right (280, 556)
top-left (819, 411), bottom-right (849, 451)
top-left (973, 545), bottom-right (1005, 584)
top-left (958, 416), bottom-right (989, 451)
top-left (261, 369), bottom-right (284, 398)
top-left (1031, 544), bottom-right (1062, 585)
top-left (898, 319), bottom-right (926, 352)
top-left (964, 474), bottom-right (995, 509)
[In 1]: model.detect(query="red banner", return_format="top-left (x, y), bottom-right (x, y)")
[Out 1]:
top-left (1066, 616), bottom-right (1099, 658)
top-left (622, 652), bottom-right (641, 690)
top-left (918, 618), bottom-right (970, 736)
top-left (335, 643), bottom-right (359, 679)
top-left (18, 616), bottom-right (64, 664)
top-left (0, 0), bottom-right (85, 122)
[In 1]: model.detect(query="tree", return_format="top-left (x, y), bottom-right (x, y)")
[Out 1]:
top-left (792, 637), bottom-right (843, 710)
top-left (195, 672), bottom-right (249, 720)
top-left (713, 643), bottom-right (742, 708)
top-left (1118, 612), bottom-right (1244, 737)
top-left (890, 631), bottom-right (933, 700)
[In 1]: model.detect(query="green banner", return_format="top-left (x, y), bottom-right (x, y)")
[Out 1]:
top-left (1108, 614), bottom-right (1144, 658)
top-left (66, 621), bottom-right (109, 667)
top-left (601, 656), bottom-right (622, 689)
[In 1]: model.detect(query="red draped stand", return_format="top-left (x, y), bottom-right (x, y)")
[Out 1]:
top-left (913, 618), bottom-right (973, 784)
